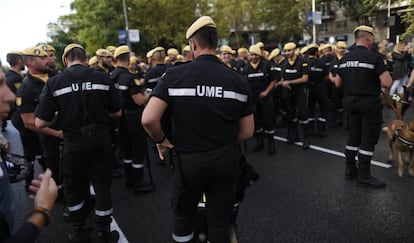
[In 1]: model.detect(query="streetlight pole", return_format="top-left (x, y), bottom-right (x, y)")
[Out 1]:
top-left (122, 0), bottom-right (131, 49)
top-left (387, 0), bottom-right (391, 39)
top-left (312, 0), bottom-right (316, 43)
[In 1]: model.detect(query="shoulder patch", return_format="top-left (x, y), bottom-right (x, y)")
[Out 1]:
top-left (134, 79), bottom-right (141, 86)
top-left (14, 83), bottom-right (21, 90)
top-left (16, 97), bottom-right (22, 106)
top-left (303, 63), bottom-right (308, 67)
top-left (383, 59), bottom-right (387, 65)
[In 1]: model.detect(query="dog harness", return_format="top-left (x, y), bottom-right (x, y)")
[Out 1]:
top-left (395, 129), bottom-right (414, 148)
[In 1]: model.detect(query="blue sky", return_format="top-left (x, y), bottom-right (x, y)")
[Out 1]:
top-left (0, 0), bottom-right (72, 67)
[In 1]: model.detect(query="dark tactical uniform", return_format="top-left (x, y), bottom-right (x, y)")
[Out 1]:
top-left (35, 64), bottom-right (121, 239)
top-left (280, 55), bottom-right (310, 146)
top-left (337, 45), bottom-right (388, 188)
top-left (152, 55), bottom-right (254, 242)
top-left (243, 60), bottom-right (276, 154)
top-left (319, 52), bottom-right (335, 101)
top-left (4, 70), bottom-right (23, 128)
top-left (111, 66), bottom-right (154, 194)
top-left (144, 64), bottom-right (167, 90)
top-left (11, 74), bottom-right (45, 188)
top-left (329, 54), bottom-right (345, 126)
top-left (307, 53), bottom-right (330, 137)
top-left (269, 57), bottom-right (285, 124)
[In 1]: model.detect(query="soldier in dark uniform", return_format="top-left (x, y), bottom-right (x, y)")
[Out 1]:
top-left (268, 48), bottom-right (285, 125)
top-left (144, 46), bottom-right (167, 90)
top-left (220, 45), bottom-right (238, 71)
top-left (335, 26), bottom-right (392, 188)
top-left (111, 45), bottom-right (155, 195)
top-left (95, 48), bottom-right (113, 74)
top-left (12, 47), bottom-right (63, 192)
top-left (243, 44), bottom-right (276, 154)
top-left (3, 51), bottom-right (24, 131)
top-left (279, 42), bottom-right (310, 149)
top-left (329, 41), bottom-right (348, 127)
top-left (235, 47), bottom-right (248, 73)
top-left (35, 43), bottom-right (122, 242)
top-left (142, 16), bottom-right (254, 243)
top-left (307, 43), bottom-right (330, 137)
top-left (38, 44), bottom-right (59, 77)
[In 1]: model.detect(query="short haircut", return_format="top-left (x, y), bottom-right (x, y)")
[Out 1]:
top-left (355, 30), bottom-right (372, 40)
top-left (116, 53), bottom-right (129, 62)
top-left (66, 47), bottom-right (87, 63)
top-left (6, 54), bottom-right (22, 66)
top-left (152, 50), bottom-right (166, 62)
top-left (192, 26), bottom-right (218, 49)
top-left (308, 47), bottom-right (318, 56)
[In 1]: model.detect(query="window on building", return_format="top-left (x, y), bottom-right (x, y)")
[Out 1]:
top-left (337, 0), bottom-right (345, 8)
top-left (317, 22), bottom-right (328, 32)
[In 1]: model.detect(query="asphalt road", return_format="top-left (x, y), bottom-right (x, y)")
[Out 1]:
top-left (4, 106), bottom-right (414, 243)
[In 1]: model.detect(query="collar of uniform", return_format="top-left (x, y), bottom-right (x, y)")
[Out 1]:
top-left (337, 54), bottom-right (344, 60)
top-left (288, 55), bottom-right (297, 65)
top-left (354, 45), bottom-right (369, 50)
top-left (195, 54), bottom-right (221, 63)
top-left (31, 73), bottom-right (49, 83)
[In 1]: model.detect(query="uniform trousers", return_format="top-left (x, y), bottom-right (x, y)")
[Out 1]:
top-left (344, 96), bottom-right (382, 164)
top-left (119, 111), bottom-right (146, 165)
top-left (172, 145), bottom-right (240, 243)
top-left (253, 95), bottom-right (275, 133)
top-left (63, 132), bottom-right (113, 228)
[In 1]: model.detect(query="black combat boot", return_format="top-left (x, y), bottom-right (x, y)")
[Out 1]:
top-left (96, 217), bottom-right (119, 243)
top-left (133, 168), bottom-right (155, 195)
top-left (267, 133), bottom-right (276, 155)
top-left (123, 162), bottom-right (133, 189)
top-left (287, 124), bottom-right (298, 144)
top-left (301, 124), bottom-right (311, 150)
top-left (252, 132), bottom-right (264, 152)
top-left (357, 163), bottom-right (386, 188)
top-left (345, 157), bottom-right (358, 180)
top-left (317, 120), bottom-right (327, 137)
top-left (67, 223), bottom-right (90, 243)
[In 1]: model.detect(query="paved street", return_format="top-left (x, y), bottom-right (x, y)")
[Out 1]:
top-left (4, 107), bottom-right (414, 243)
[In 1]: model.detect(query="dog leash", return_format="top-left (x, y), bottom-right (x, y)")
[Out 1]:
top-left (382, 91), bottom-right (403, 120)
top-left (395, 129), bottom-right (414, 148)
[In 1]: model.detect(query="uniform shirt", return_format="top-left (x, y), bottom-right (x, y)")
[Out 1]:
top-left (151, 55), bottom-right (254, 153)
top-left (280, 55), bottom-right (309, 85)
top-left (329, 55), bottom-right (342, 77)
top-left (144, 64), bottom-right (167, 90)
top-left (307, 56), bottom-right (328, 85)
top-left (269, 60), bottom-right (283, 82)
top-left (337, 45), bottom-right (388, 96)
top-left (320, 54), bottom-right (335, 70)
top-left (243, 60), bottom-right (275, 99)
top-left (15, 73), bottom-right (44, 115)
top-left (35, 64), bottom-right (121, 136)
top-left (111, 66), bottom-right (144, 111)
top-left (235, 59), bottom-right (247, 74)
top-left (5, 70), bottom-right (23, 94)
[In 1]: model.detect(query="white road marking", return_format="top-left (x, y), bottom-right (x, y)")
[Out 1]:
top-left (273, 136), bottom-right (392, 169)
top-left (111, 216), bottom-right (129, 243)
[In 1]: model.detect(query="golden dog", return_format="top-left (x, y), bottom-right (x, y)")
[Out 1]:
top-left (387, 119), bottom-right (414, 177)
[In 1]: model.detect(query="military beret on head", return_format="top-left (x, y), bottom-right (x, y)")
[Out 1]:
top-left (182, 45), bottom-right (191, 52)
top-left (130, 56), bottom-right (138, 64)
top-left (186, 16), bottom-right (216, 39)
top-left (237, 47), bottom-right (248, 54)
top-left (153, 46), bottom-right (165, 53)
top-left (249, 45), bottom-right (262, 56)
top-left (256, 42), bottom-right (264, 48)
top-left (88, 56), bottom-right (98, 66)
top-left (167, 48), bottom-right (179, 55)
top-left (300, 46), bottom-right (309, 54)
top-left (318, 44), bottom-right (332, 51)
top-left (308, 43), bottom-right (319, 50)
top-left (37, 44), bottom-right (56, 53)
top-left (96, 48), bottom-right (112, 57)
top-left (353, 25), bottom-right (374, 35)
top-left (336, 41), bottom-right (347, 49)
top-left (284, 42), bottom-right (296, 51)
top-left (22, 47), bottom-right (48, 57)
top-left (114, 45), bottom-right (130, 59)
top-left (146, 49), bottom-right (155, 58)
top-left (106, 45), bottom-right (116, 54)
top-left (220, 45), bottom-right (234, 54)
top-left (62, 43), bottom-right (84, 63)
top-left (268, 48), bottom-right (281, 60)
